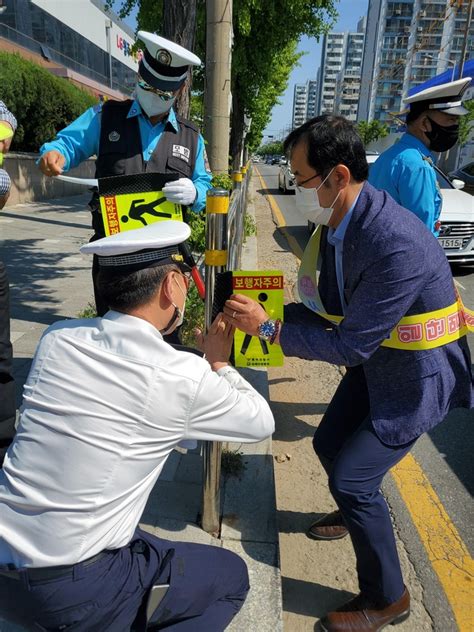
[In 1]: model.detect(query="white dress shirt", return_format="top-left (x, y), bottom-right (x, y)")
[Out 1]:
top-left (0, 311), bottom-right (274, 568)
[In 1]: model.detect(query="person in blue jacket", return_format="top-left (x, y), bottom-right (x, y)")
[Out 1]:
top-left (223, 115), bottom-right (473, 631)
top-left (38, 31), bottom-right (212, 316)
top-left (369, 77), bottom-right (471, 235)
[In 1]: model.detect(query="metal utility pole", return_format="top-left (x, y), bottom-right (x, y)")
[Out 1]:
top-left (459, 0), bottom-right (473, 79)
top-left (204, 0), bottom-right (233, 174)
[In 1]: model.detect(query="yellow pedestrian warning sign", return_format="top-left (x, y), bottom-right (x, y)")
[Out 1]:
top-left (232, 271), bottom-right (284, 368)
top-left (98, 173), bottom-right (183, 236)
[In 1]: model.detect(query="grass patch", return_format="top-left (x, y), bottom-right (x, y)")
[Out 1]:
top-left (221, 447), bottom-right (245, 478)
top-left (77, 302), bottom-right (97, 319)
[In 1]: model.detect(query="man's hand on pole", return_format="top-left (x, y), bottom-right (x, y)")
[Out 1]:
top-left (162, 178), bottom-right (197, 206)
top-left (39, 150), bottom-right (66, 177)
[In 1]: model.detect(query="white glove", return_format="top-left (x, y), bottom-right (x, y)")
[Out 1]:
top-left (162, 178), bottom-right (197, 206)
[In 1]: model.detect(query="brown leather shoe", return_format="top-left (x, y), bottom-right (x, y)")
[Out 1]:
top-left (320, 587), bottom-right (410, 631)
top-left (307, 510), bottom-right (349, 541)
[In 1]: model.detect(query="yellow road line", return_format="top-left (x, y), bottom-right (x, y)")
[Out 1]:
top-left (256, 166), bottom-right (474, 630)
top-left (255, 168), bottom-right (303, 260)
top-left (392, 453), bottom-right (474, 630)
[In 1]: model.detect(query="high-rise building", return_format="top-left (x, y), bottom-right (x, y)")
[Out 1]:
top-left (316, 19), bottom-right (366, 119)
top-left (358, 0), bottom-right (474, 130)
top-left (317, 32), bottom-right (346, 115)
top-left (291, 79), bottom-right (319, 129)
top-left (306, 80), bottom-right (318, 119)
top-left (292, 83), bottom-right (309, 128)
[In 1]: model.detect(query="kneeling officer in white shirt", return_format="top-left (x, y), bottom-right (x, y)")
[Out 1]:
top-left (0, 220), bottom-right (275, 631)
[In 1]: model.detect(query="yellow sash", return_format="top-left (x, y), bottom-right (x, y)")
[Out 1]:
top-left (297, 226), bottom-right (474, 351)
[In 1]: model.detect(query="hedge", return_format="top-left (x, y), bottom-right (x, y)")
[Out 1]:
top-left (0, 52), bottom-right (96, 152)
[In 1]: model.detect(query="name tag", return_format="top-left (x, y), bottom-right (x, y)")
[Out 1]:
top-left (172, 144), bottom-right (190, 163)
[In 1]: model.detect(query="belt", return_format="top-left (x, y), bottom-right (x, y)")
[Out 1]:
top-left (0, 549), bottom-right (109, 582)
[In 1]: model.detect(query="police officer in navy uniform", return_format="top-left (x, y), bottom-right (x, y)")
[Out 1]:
top-left (369, 77), bottom-right (471, 235)
top-left (38, 32), bottom-right (212, 316)
top-left (0, 221), bottom-right (275, 631)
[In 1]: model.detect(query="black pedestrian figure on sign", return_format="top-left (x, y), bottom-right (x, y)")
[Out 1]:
top-left (121, 195), bottom-right (172, 226)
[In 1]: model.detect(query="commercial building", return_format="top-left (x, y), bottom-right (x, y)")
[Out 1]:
top-left (358, 0), bottom-right (474, 130)
top-left (316, 18), bottom-right (365, 119)
top-left (0, 0), bottom-right (139, 100)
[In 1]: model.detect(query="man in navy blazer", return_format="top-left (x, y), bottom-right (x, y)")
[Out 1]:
top-left (223, 115), bottom-right (473, 631)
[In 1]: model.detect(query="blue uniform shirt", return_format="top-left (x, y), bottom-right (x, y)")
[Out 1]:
top-left (327, 191), bottom-right (361, 313)
top-left (39, 101), bottom-right (212, 212)
top-left (368, 133), bottom-right (442, 235)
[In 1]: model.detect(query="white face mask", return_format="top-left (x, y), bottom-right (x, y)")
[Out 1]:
top-left (161, 276), bottom-right (187, 336)
top-left (135, 84), bottom-right (176, 117)
top-left (295, 167), bottom-right (341, 227)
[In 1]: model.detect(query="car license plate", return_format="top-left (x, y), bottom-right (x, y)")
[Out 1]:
top-left (438, 238), bottom-right (463, 249)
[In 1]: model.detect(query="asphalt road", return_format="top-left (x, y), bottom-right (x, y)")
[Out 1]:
top-left (256, 164), bottom-right (474, 631)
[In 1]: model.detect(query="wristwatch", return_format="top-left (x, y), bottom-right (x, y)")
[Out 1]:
top-left (258, 319), bottom-right (277, 342)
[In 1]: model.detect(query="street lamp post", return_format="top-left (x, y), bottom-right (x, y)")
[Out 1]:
top-left (424, 54), bottom-right (456, 81)
top-left (105, 18), bottom-right (113, 89)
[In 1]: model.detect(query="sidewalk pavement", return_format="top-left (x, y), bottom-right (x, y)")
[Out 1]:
top-left (0, 192), bottom-right (283, 632)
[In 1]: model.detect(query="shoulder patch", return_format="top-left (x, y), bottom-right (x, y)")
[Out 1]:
top-left (203, 146), bottom-right (212, 174)
top-left (176, 115), bottom-right (199, 133)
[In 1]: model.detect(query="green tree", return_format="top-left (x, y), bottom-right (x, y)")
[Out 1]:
top-left (459, 99), bottom-right (474, 147)
top-left (356, 120), bottom-right (390, 147)
top-left (230, 0), bottom-right (336, 168)
top-left (258, 141), bottom-right (284, 156)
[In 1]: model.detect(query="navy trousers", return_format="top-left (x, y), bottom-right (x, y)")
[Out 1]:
top-left (0, 260), bottom-right (16, 453)
top-left (0, 528), bottom-right (249, 631)
top-left (313, 365), bottom-right (416, 604)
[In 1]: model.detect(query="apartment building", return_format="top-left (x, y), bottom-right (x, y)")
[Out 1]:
top-left (358, 0), bottom-right (474, 130)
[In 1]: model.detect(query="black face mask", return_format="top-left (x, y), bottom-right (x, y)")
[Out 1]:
top-left (425, 117), bottom-right (459, 153)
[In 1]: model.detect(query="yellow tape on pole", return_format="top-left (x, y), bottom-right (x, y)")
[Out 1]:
top-left (205, 250), bottom-right (228, 266)
top-left (206, 196), bottom-right (229, 214)
top-left (232, 172), bottom-right (243, 183)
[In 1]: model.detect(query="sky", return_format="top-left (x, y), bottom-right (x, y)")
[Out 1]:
top-left (112, 0), bottom-right (369, 139)
top-left (263, 0), bottom-right (369, 141)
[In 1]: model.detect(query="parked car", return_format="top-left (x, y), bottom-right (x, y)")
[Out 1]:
top-left (271, 156), bottom-right (280, 165)
top-left (303, 154), bottom-right (474, 264)
top-left (449, 161), bottom-right (474, 195)
top-left (434, 165), bottom-right (474, 264)
top-left (278, 161), bottom-right (296, 194)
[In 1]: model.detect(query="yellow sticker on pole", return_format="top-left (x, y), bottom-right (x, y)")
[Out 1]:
top-left (232, 270), bottom-right (284, 368)
top-left (98, 173), bottom-right (183, 236)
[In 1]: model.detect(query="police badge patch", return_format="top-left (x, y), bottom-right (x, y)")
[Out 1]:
top-left (172, 144), bottom-right (190, 163)
top-left (109, 131), bottom-right (120, 142)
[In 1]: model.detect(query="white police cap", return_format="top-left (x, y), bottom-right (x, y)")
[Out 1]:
top-left (80, 221), bottom-right (191, 270)
top-left (137, 31), bottom-right (201, 92)
top-left (404, 77), bottom-right (471, 116)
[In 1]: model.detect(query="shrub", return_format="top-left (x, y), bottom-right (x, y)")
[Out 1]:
top-left (0, 52), bottom-right (96, 152)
